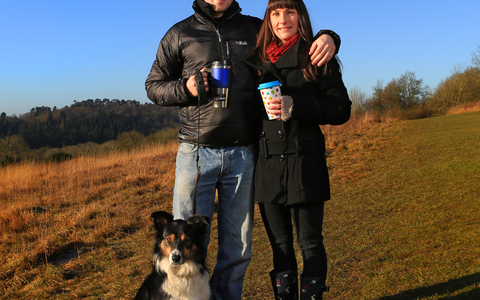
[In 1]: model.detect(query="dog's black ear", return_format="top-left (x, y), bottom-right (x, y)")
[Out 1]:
top-left (150, 211), bottom-right (173, 231)
top-left (187, 214), bottom-right (210, 232)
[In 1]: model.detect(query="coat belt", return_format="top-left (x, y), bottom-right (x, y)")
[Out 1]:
top-left (259, 138), bottom-right (322, 156)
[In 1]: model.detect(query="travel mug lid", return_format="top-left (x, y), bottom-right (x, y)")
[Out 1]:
top-left (258, 80), bottom-right (282, 90)
top-left (212, 60), bottom-right (232, 68)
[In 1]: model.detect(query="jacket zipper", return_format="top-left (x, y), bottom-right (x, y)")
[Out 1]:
top-left (216, 29), bottom-right (223, 60)
top-left (215, 28), bottom-right (232, 61)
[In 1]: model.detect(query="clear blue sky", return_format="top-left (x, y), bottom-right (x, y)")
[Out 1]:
top-left (1, 0), bottom-right (479, 116)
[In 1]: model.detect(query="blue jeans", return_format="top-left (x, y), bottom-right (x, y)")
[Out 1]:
top-left (173, 143), bottom-right (256, 300)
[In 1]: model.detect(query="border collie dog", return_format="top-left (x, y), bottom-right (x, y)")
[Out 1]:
top-left (135, 211), bottom-right (211, 300)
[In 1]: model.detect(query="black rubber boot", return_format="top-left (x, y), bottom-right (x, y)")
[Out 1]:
top-left (300, 276), bottom-right (329, 300)
top-left (270, 270), bottom-right (298, 300)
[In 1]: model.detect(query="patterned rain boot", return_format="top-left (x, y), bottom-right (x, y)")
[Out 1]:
top-left (270, 270), bottom-right (298, 300)
top-left (300, 276), bottom-right (329, 300)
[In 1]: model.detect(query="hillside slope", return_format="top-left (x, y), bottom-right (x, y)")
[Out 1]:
top-left (323, 111), bottom-right (480, 299)
top-left (1, 112), bottom-right (479, 299)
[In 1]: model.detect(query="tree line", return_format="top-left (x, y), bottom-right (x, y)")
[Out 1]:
top-left (349, 45), bottom-right (480, 119)
top-left (1, 99), bottom-right (179, 163)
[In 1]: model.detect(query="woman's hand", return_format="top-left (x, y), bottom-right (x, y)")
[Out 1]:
top-left (309, 34), bottom-right (336, 67)
top-left (265, 97), bottom-right (282, 120)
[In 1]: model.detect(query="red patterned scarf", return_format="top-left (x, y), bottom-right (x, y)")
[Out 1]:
top-left (266, 33), bottom-right (300, 63)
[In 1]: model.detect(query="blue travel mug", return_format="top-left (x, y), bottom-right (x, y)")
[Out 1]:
top-left (211, 60), bottom-right (232, 108)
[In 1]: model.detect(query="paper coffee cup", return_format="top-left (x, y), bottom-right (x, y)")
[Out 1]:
top-left (258, 81), bottom-right (282, 120)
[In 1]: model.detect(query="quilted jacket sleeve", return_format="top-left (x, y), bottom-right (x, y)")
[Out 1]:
top-left (145, 25), bottom-right (196, 107)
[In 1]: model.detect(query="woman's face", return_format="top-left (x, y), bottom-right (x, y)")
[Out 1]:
top-left (270, 7), bottom-right (299, 44)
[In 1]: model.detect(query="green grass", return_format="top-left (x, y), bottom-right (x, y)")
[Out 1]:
top-left (322, 112), bottom-right (480, 299)
top-left (1, 112), bottom-right (479, 299)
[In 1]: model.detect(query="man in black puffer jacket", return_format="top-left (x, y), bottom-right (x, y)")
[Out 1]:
top-left (145, 1), bottom-right (340, 299)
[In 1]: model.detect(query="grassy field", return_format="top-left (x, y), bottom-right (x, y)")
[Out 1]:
top-left (1, 111), bottom-right (479, 299)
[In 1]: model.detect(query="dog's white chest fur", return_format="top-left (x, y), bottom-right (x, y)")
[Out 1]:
top-left (156, 257), bottom-right (210, 300)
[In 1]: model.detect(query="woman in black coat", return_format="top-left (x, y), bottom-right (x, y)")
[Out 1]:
top-left (243, 0), bottom-right (351, 299)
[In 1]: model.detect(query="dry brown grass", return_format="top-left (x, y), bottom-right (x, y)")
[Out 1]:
top-left (0, 139), bottom-right (274, 299)
top-left (322, 112), bottom-right (397, 154)
top-left (0, 143), bottom-right (179, 299)
top-left (446, 100), bottom-right (480, 115)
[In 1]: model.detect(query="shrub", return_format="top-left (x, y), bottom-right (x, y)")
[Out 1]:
top-left (0, 135), bottom-right (29, 162)
top-left (146, 127), bottom-right (178, 145)
top-left (47, 151), bottom-right (73, 163)
top-left (1, 155), bottom-right (15, 167)
top-left (116, 131), bottom-right (145, 151)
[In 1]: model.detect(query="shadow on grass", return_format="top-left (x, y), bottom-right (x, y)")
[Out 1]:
top-left (378, 273), bottom-right (480, 300)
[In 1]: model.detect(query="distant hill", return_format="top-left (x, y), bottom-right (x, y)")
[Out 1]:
top-left (0, 99), bottom-right (179, 149)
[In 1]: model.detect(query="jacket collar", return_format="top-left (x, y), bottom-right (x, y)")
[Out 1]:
top-left (244, 38), bottom-right (303, 73)
top-left (273, 38), bottom-right (301, 69)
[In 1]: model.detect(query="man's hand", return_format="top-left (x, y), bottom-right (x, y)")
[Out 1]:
top-left (309, 34), bottom-right (336, 67)
top-left (186, 67), bottom-right (209, 97)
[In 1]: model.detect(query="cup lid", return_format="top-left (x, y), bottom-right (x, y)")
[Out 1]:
top-left (258, 81), bottom-right (282, 90)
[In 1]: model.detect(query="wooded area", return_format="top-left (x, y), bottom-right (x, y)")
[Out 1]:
top-left (0, 99), bottom-right (178, 150)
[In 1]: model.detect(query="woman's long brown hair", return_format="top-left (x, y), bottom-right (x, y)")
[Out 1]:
top-left (253, 0), bottom-right (323, 81)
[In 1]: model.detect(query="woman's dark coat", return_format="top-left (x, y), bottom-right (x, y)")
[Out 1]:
top-left (244, 39), bottom-right (351, 205)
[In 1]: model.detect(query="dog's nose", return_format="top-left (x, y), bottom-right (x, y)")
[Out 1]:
top-left (171, 254), bottom-right (181, 263)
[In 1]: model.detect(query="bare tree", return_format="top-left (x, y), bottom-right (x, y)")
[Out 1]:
top-left (367, 71), bottom-right (426, 112)
top-left (472, 45), bottom-right (480, 69)
top-left (348, 86), bottom-right (367, 115)
top-left (395, 71), bottom-right (426, 109)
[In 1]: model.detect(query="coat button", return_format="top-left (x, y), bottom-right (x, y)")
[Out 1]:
top-left (277, 130), bottom-right (284, 138)
top-left (279, 154), bottom-right (285, 161)
top-left (260, 131), bottom-right (266, 138)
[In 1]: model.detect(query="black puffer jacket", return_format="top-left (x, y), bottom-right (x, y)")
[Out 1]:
top-left (145, 0), bottom-right (263, 147)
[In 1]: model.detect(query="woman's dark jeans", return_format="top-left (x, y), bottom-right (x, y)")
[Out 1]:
top-left (259, 201), bottom-right (327, 278)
